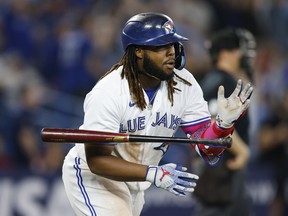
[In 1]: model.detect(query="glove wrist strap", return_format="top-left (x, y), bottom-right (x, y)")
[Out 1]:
top-left (212, 121), bottom-right (234, 137)
top-left (215, 114), bottom-right (233, 129)
top-left (145, 166), bottom-right (157, 183)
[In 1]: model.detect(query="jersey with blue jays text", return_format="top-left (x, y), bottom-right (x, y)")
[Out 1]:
top-left (70, 65), bottom-right (210, 192)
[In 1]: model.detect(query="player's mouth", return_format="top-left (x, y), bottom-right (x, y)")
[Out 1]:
top-left (165, 60), bottom-right (175, 70)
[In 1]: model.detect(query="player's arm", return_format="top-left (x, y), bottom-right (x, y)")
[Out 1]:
top-left (85, 144), bottom-right (147, 181)
top-left (182, 80), bottom-right (253, 165)
top-left (84, 89), bottom-right (198, 196)
top-left (85, 143), bottom-right (198, 197)
top-left (182, 120), bottom-right (230, 165)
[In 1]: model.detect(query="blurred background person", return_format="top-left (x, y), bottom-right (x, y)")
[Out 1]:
top-left (191, 27), bottom-right (257, 216)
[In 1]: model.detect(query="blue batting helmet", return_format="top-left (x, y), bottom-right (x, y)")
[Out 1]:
top-left (121, 12), bottom-right (188, 50)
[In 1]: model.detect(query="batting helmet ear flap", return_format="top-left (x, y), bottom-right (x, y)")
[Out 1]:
top-left (175, 42), bottom-right (186, 70)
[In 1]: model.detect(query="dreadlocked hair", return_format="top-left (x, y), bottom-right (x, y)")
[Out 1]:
top-left (100, 46), bottom-right (192, 110)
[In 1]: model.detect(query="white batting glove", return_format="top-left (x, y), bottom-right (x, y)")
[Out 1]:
top-left (216, 79), bottom-right (253, 128)
top-left (145, 163), bottom-right (199, 197)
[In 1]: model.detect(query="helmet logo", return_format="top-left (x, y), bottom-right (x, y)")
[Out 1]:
top-left (162, 20), bottom-right (174, 33)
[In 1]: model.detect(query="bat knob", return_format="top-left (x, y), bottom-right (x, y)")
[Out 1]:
top-left (222, 136), bottom-right (232, 148)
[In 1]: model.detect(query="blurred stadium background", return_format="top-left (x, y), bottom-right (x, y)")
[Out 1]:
top-left (0, 0), bottom-right (287, 215)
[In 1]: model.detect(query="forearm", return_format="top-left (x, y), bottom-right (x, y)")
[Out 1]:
top-left (182, 120), bottom-right (233, 165)
top-left (84, 143), bottom-right (147, 181)
top-left (182, 121), bottom-right (233, 139)
top-left (85, 144), bottom-right (198, 197)
top-left (203, 121), bottom-right (234, 138)
top-left (87, 154), bottom-right (148, 181)
top-left (182, 80), bottom-right (252, 165)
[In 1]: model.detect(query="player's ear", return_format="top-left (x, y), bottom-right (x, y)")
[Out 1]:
top-left (135, 48), bottom-right (144, 59)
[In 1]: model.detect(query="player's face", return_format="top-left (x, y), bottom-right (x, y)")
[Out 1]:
top-left (142, 43), bottom-right (175, 80)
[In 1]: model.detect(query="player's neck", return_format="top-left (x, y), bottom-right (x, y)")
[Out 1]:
top-left (139, 73), bottom-right (161, 89)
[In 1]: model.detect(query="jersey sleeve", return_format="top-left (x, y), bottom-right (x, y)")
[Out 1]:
top-left (180, 76), bottom-right (211, 127)
top-left (179, 74), bottom-right (233, 165)
top-left (80, 87), bottom-right (121, 133)
top-left (182, 121), bottom-right (233, 165)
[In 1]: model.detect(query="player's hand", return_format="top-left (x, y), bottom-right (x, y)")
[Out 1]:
top-left (145, 163), bottom-right (199, 196)
top-left (216, 79), bottom-right (253, 128)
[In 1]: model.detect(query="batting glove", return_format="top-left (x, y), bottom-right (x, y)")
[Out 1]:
top-left (145, 163), bottom-right (199, 197)
top-left (216, 79), bottom-right (253, 128)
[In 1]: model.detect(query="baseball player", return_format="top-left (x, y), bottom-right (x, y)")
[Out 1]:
top-left (62, 12), bottom-right (253, 216)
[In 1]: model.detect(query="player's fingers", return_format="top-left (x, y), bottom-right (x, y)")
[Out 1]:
top-left (173, 184), bottom-right (195, 193)
top-left (232, 79), bottom-right (243, 97)
top-left (176, 164), bottom-right (187, 171)
top-left (240, 84), bottom-right (253, 102)
top-left (247, 86), bottom-right (253, 99)
top-left (217, 85), bottom-right (225, 100)
top-left (176, 179), bottom-right (197, 188)
top-left (171, 188), bottom-right (186, 196)
top-left (165, 163), bottom-right (177, 169)
top-left (179, 172), bottom-right (199, 180)
top-left (241, 99), bottom-right (250, 112)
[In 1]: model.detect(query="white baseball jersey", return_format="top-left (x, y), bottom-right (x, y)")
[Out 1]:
top-left (62, 66), bottom-right (210, 216)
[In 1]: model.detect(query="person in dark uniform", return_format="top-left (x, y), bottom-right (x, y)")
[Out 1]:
top-left (192, 27), bottom-right (257, 216)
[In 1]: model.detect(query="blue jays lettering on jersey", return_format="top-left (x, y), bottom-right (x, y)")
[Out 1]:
top-left (119, 112), bottom-right (181, 133)
top-left (151, 112), bottom-right (181, 130)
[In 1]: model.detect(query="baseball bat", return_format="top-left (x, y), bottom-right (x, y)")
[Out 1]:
top-left (41, 128), bottom-right (232, 148)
